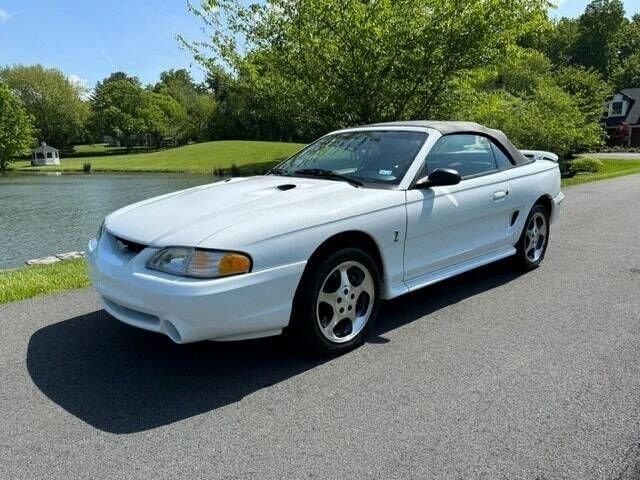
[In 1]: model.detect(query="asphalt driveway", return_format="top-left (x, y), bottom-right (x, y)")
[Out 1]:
top-left (1, 175), bottom-right (640, 479)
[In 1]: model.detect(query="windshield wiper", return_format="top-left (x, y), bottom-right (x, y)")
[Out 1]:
top-left (293, 168), bottom-right (363, 187)
top-left (268, 167), bottom-right (290, 176)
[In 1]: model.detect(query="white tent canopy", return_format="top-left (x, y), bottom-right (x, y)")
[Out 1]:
top-left (32, 142), bottom-right (60, 166)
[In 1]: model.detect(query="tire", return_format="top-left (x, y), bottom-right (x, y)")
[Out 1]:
top-left (290, 248), bottom-right (381, 355)
top-left (515, 204), bottom-right (550, 270)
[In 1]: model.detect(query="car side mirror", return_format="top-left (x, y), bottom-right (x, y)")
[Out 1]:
top-left (414, 168), bottom-right (461, 188)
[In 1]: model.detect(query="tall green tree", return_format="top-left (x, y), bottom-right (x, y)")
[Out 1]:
top-left (142, 92), bottom-right (187, 147)
top-left (183, 0), bottom-right (549, 140)
top-left (0, 82), bottom-right (35, 171)
top-left (572, 0), bottom-right (626, 77)
top-left (0, 65), bottom-right (89, 150)
top-left (612, 14), bottom-right (640, 87)
top-left (154, 69), bottom-right (215, 141)
top-left (542, 17), bottom-right (580, 66)
top-left (90, 73), bottom-right (148, 148)
top-left (612, 53), bottom-right (640, 88)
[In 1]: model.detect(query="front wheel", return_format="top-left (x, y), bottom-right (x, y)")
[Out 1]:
top-left (291, 248), bottom-right (381, 354)
top-left (515, 204), bottom-right (550, 270)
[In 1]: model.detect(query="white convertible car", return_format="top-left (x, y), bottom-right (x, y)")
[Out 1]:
top-left (88, 121), bottom-right (564, 353)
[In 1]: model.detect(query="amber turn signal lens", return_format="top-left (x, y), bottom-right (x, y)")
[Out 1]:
top-left (218, 253), bottom-right (252, 276)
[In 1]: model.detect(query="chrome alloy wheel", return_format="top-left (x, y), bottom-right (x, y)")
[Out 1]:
top-left (525, 212), bottom-right (548, 263)
top-left (315, 260), bottom-right (375, 343)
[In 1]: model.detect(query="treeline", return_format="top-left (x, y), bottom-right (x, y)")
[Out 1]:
top-left (90, 70), bottom-right (215, 149)
top-left (1, 0), bottom-right (640, 170)
top-left (0, 65), bottom-right (215, 153)
top-left (185, 0), bottom-right (640, 157)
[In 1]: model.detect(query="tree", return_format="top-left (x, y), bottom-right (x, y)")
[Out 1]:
top-left (183, 0), bottom-right (550, 140)
top-left (90, 73), bottom-right (148, 148)
top-left (553, 66), bottom-right (612, 123)
top-left (142, 92), bottom-right (187, 147)
top-left (154, 69), bottom-right (215, 141)
top-left (617, 14), bottom-right (640, 60)
top-left (455, 85), bottom-right (602, 158)
top-left (448, 47), bottom-right (604, 157)
top-left (541, 17), bottom-right (580, 66)
top-left (611, 15), bottom-right (640, 88)
top-left (572, 0), bottom-right (627, 77)
top-left (612, 53), bottom-right (640, 88)
top-left (0, 65), bottom-right (89, 150)
top-left (0, 82), bottom-right (35, 171)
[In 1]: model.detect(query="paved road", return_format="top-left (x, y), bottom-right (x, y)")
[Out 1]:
top-left (2, 176), bottom-right (640, 480)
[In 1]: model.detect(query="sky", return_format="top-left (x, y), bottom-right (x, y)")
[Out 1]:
top-left (0, 0), bottom-right (207, 89)
top-left (552, 0), bottom-right (640, 18)
top-left (0, 0), bottom-right (639, 90)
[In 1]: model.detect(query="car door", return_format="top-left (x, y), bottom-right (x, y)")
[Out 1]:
top-left (404, 134), bottom-right (513, 282)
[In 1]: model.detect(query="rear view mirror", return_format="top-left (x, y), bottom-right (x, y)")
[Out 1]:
top-left (414, 168), bottom-right (461, 188)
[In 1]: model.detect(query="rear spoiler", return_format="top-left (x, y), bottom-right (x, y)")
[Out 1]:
top-left (519, 150), bottom-right (559, 163)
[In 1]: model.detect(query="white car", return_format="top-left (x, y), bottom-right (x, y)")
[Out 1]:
top-left (88, 121), bottom-right (564, 354)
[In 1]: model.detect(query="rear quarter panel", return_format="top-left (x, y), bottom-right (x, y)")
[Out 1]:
top-left (505, 160), bottom-right (561, 244)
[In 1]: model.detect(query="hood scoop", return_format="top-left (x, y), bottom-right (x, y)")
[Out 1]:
top-left (276, 184), bottom-right (297, 191)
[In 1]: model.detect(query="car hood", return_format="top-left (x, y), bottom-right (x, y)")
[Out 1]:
top-left (105, 175), bottom-right (403, 247)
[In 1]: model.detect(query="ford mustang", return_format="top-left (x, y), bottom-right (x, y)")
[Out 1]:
top-left (88, 121), bottom-right (564, 354)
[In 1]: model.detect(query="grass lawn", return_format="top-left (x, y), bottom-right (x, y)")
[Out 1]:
top-left (562, 156), bottom-right (640, 187)
top-left (72, 143), bottom-right (111, 155)
top-left (14, 140), bottom-right (305, 174)
top-left (0, 259), bottom-right (89, 305)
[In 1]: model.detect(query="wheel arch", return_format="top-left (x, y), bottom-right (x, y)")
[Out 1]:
top-left (534, 194), bottom-right (553, 217)
top-left (291, 230), bottom-right (385, 309)
top-left (304, 230), bottom-right (384, 281)
top-left (288, 230), bottom-right (385, 334)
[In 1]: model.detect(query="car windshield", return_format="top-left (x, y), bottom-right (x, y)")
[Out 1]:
top-left (274, 130), bottom-right (428, 185)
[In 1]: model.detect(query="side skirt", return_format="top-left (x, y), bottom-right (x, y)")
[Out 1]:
top-left (394, 246), bottom-right (516, 298)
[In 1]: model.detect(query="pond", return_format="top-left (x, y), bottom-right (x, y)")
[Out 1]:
top-left (0, 172), bottom-right (219, 270)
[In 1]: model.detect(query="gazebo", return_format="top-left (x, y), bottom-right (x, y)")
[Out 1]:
top-left (32, 142), bottom-right (60, 166)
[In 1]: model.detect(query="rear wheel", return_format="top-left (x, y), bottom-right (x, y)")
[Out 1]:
top-left (291, 248), bottom-right (381, 354)
top-left (515, 204), bottom-right (550, 270)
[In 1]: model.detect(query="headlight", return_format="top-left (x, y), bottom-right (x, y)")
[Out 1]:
top-left (146, 247), bottom-right (252, 279)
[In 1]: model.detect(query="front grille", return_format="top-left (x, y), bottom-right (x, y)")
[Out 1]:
top-left (114, 236), bottom-right (147, 254)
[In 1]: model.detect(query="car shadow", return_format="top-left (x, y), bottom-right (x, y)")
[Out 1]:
top-left (26, 259), bottom-right (522, 434)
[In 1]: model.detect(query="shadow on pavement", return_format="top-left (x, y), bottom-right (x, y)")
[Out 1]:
top-left (27, 259), bottom-right (522, 434)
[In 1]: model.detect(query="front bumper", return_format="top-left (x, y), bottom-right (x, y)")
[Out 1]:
top-left (87, 233), bottom-right (306, 343)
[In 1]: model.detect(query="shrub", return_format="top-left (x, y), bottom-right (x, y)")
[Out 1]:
top-left (570, 157), bottom-right (604, 174)
top-left (82, 161), bottom-right (92, 173)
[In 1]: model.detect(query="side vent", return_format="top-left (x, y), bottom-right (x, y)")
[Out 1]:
top-left (510, 211), bottom-right (519, 227)
top-left (276, 184), bottom-right (296, 191)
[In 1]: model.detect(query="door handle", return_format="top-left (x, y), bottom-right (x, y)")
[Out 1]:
top-left (493, 190), bottom-right (508, 201)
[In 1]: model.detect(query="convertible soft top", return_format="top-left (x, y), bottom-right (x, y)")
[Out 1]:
top-left (365, 120), bottom-right (531, 166)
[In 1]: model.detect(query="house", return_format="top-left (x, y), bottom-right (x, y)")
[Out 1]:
top-left (603, 88), bottom-right (640, 147)
top-left (31, 142), bottom-right (60, 166)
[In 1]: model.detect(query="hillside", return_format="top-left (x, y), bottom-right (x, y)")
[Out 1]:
top-left (16, 140), bottom-right (305, 174)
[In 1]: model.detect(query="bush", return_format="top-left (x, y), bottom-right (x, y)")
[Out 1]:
top-left (82, 161), bottom-right (92, 173)
top-left (452, 83), bottom-right (603, 158)
top-left (570, 157), bottom-right (604, 174)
